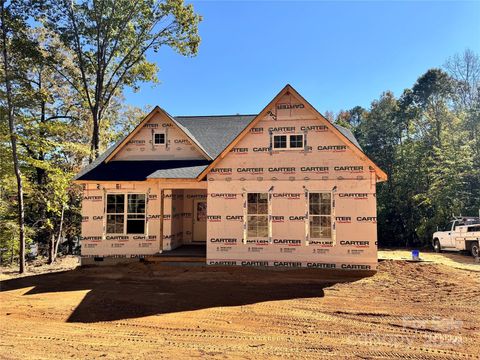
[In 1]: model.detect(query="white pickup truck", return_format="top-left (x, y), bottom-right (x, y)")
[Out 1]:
top-left (433, 217), bottom-right (480, 258)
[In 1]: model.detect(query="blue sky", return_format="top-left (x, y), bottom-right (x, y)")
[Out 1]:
top-left (124, 1), bottom-right (480, 116)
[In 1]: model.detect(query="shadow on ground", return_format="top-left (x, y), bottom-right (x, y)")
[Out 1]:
top-left (0, 263), bottom-right (374, 323)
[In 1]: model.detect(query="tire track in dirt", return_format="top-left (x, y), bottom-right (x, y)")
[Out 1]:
top-left (1, 260), bottom-right (478, 359)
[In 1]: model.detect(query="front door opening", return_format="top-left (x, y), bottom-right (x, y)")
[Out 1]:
top-left (192, 199), bottom-right (207, 242)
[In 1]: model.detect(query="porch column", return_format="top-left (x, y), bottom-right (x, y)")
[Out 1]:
top-left (159, 188), bottom-right (165, 253)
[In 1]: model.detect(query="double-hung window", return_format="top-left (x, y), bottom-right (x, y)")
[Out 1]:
top-left (273, 134), bottom-right (304, 150)
top-left (106, 195), bottom-right (125, 234)
top-left (247, 193), bottom-right (268, 238)
top-left (106, 194), bottom-right (146, 234)
top-left (127, 194), bottom-right (146, 234)
top-left (309, 193), bottom-right (332, 239)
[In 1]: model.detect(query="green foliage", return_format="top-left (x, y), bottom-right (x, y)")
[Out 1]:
top-left (29, 0), bottom-right (202, 157)
top-left (1, 0), bottom-right (477, 259)
top-left (1, 1), bottom-right (150, 263)
top-left (0, 175), bottom-right (33, 264)
top-left (334, 52), bottom-right (480, 247)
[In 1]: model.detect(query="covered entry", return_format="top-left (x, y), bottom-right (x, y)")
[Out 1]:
top-left (156, 180), bottom-right (208, 252)
top-left (192, 198), bottom-right (207, 242)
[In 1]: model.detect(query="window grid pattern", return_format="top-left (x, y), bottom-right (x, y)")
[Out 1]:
top-left (154, 133), bottom-right (165, 145)
top-left (273, 135), bottom-right (287, 149)
top-left (106, 194), bottom-right (146, 235)
top-left (127, 194), bottom-right (146, 234)
top-left (273, 134), bottom-right (304, 150)
top-left (290, 134), bottom-right (303, 148)
top-left (247, 193), bottom-right (269, 238)
top-left (106, 194), bottom-right (124, 234)
top-left (309, 193), bottom-right (332, 239)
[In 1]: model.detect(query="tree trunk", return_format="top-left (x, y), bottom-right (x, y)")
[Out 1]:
top-left (53, 205), bottom-right (65, 262)
top-left (37, 70), bottom-right (46, 185)
top-left (10, 237), bottom-right (14, 264)
top-left (1, 1), bottom-right (26, 274)
top-left (48, 234), bottom-right (55, 265)
top-left (90, 110), bottom-right (100, 162)
top-left (67, 235), bottom-right (73, 255)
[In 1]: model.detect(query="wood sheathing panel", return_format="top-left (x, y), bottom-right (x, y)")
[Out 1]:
top-left (206, 91), bottom-right (378, 270)
top-left (112, 111), bottom-right (207, 161)
top-left (81, 184), bottom-right (208, 256)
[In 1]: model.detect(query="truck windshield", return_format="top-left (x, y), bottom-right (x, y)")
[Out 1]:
top-left (464, 219), bottom-right (480, 226)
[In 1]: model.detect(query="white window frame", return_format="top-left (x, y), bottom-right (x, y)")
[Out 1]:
top-left (106, 194), bottom-right (125, 234)
top-left (308, 192), bottom-right (333, 240)
top-left (246, 192), bottom-right (269, 239)
top-left (106, 193), bottom-right (146, 235)
top-left (154, 132), bottom-right (166, 145)
top-left (272, 133), bottom-right (304, 150)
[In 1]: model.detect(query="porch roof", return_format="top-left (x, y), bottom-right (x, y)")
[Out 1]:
top-left (147, 164), bottom-right (210, 179)
top-left (76, 160), bottom-right (211, 181)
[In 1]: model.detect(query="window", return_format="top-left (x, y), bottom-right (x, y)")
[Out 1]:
top-left (154, 133), bottom-right (165, 145)
top-left (444, 221), bottom-right (455, 231)
top-left (290, 134), bottom-right (303, 148)
top-left (127, 194), bottom-right (146, 234)
top-left (247, 193), bottom-right (268, 238)
top-left (453, 221), bottom-right (460, 230)
top-left (273, 135), bottom-right (287, 149)
top-left (106, 194), bottom-right (146, 234)
top-left (106, 194), bottom-right (124, 234)
top-left (309, 193), bottom-right (332, 239)
top-left (273, 134), bottom-right (304, 150)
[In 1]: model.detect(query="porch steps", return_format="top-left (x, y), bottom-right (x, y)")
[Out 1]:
top-left (143, 244), bottom-right (206, 264)
top-left (144, 256), bottom-right (205, 263)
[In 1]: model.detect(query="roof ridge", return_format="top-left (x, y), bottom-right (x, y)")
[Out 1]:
top-left (174, 114), bottom-right (257, 118)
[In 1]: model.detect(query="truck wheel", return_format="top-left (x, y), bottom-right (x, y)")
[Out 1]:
top-left (433, 239), bottom-right (442, 253)
top-left (471, 242), bottom-right (479, 258)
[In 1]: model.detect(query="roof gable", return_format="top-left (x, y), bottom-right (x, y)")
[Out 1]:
top-left (74, 85), bottom-right (385, 183)
top-left (105, 107), bottom-right (212, 162)
top-left (73, 113), bottom-right (253, 182)
top-left (197, 84), bottom-right (387, 182)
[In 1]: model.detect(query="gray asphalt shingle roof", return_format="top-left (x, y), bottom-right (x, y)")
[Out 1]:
top-left (174, 115), bottom-right (362, 154)
top-left (174, 115), bottom-right (255, 159)
top-left (333, 124), bottom-right (362, 150)
top-left (161, 108), bottom-right (214, 159)
top-left (147, 164), bottom-right (210, 179)
top-left (74, 113), bottom-right (363, 181)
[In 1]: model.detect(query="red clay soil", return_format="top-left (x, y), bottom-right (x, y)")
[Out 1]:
top-left (1, 260), bottom-right (479, 359)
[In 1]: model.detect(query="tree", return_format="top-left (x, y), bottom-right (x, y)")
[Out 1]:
top-left (410, 69), bottom-right (453, 148)
top-left (444, 48), bottom-right (480, 111)
top-left (443, 51), bottom-right (480, 217)
top-left (1, 24), bottom-right (89, 264)
top-left (0, 0), bottom-right (33, 273)
top-left (335, 106), bottom-right (366, 131)
top-left (35, 0), bottom-right (202, 159)
top-left (355, 92), bottom-right (407, 246)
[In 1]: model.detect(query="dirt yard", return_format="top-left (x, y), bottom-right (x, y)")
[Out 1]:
top-left (1, 254), bottom-right (479, 359)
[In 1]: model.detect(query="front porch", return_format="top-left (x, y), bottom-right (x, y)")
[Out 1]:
top-left (145, 244), bottom-right (206, 263)
top-left (153, 180), bottom-right (208, 254)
